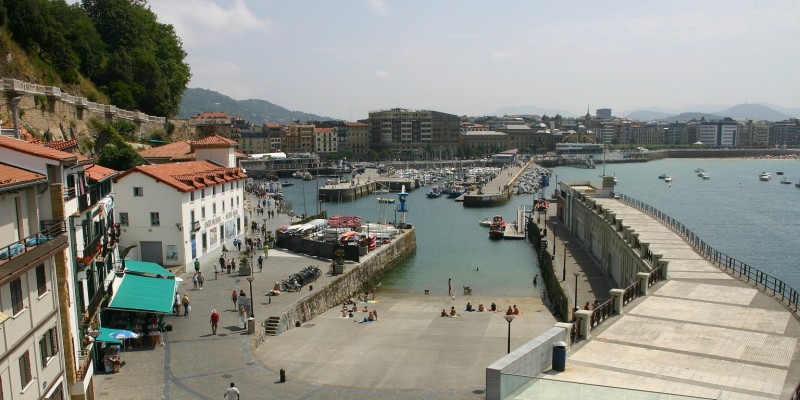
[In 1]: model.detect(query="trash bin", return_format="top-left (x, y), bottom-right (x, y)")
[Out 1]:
top-left (552, 341), bottom-right (567, 371)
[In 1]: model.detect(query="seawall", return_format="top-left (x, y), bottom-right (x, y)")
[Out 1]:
top-left (265, 227), bottom-right (417, 334)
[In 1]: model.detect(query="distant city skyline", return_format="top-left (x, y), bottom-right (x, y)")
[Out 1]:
top-left (149, 0), bottom-right (800, 120)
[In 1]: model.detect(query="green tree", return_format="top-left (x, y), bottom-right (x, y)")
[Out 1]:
top-left (5, 0), bottom-right (48, 50)
top-left (49, 1), bottom-right (107, 80)
top-left (98, 143), bottom-right (144, 170)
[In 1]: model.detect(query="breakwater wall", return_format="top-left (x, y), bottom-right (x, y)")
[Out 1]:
top-left (264, 228), bottom-right (417, 334)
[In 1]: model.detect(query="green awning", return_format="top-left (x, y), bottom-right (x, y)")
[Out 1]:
top-left (107, 274), bottom-right (177, 314)
top-left (123, 260), bottom-right (175, 277)
top-left (95, 328), bottom-right (125, 344)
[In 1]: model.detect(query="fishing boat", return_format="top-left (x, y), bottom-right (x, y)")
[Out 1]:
top-left (758, 172), bottom-right (772, 181)
top-left (488, 215), bottom-right (506, 240)
top-left (426, 186), bottom-right (442, 198)
top-left (478, 218), bottom-right (491, 227)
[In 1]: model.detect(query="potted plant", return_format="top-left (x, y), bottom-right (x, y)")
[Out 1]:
top-left (358, 235), bottom-right (369, 256)
top-left (332, 249), bottom-right (345, 275)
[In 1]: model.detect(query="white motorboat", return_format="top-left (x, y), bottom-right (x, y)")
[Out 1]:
top-left (758, 172), bottom-right (771, 181)
top-left (780, 177), bottom-right (792, 184)
top-left (699, 172), bottom-right (710, 180)
top-left (478, 218), bottom-right (491, 227)
top-left (377, 197), bottom-right (395, 204)
top-left (664, 176), bottom-right (673, 183)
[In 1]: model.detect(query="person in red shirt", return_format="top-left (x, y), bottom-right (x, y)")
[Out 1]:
top-left (210, 309), bottom-right (220, 335)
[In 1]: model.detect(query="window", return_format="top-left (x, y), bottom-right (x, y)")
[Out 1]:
top-left (222, 201), bottom-right (225, 212)
top-left (36, 264), bottom-right (47, 296)
top-left (212, 186), bottom-right (216, 195)
top-left (150, 212), bottom-right (160, 226)
top-left (201, 207), bottom-right (206, 219)
top-left (201, 189), bottom-right (205, 199)
top-left (19, 351), bottom-right (32, 388)
top-left (120, 212), bottom-right (129, 226)
top-left (133, 187), bottom-right (143, 197)
top-left (230, 198), bottom-right (234, 208)
top-left (39, 327), bottom-right (59, 367)
top-left (190, 191), bottom-right (195, 202)
top-left (190, 210), bottom-right (195, 224)
top-left (11, 278), bottom-right (24, 315)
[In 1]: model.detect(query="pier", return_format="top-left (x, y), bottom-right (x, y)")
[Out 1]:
top-left (317, 168), bottom-right (418, 202)
top-left (487, 177), bottom-right (800, 399)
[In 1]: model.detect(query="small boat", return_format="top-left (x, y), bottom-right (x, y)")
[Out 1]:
top-left (426, 186), bottom-right (442, 198)
top-left (776, 171), bottom-right (784, 175)
top-left (696, 168), bottom-right (706, 177)
top-left (377, 197), bottom-right (395, 204)
top-left (758, 172), bottom-right (771, 181)
top-left (488, 215), bottom-right (506, 240)
top-left (658, 174), bottom-right (668, 179)
top-left (281, 181), bottom-right (294, 187)
top-left (374, 188), bottom-right (390, 195)
top-left (478, 218), bottom-right (491, 227)
top-left (694, 168), bottom-right (704, 173)
top-left (699, 172), bottom-right (710, 180)
top-left (780, 177), bottom-right (792, 184)
top-left (663, 176), bottom-right (673, 183)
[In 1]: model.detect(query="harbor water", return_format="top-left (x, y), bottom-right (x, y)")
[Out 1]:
top-left (276, 158), bottom-right (800, 297)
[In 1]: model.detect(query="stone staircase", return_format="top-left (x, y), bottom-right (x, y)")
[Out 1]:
top-left (265, 316), bottom-right (281, 336)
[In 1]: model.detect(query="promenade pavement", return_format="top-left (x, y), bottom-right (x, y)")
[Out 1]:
top-left (513, 196), bottom-right (800, 399)
top-left (95, 187), bottom-right (559, 400)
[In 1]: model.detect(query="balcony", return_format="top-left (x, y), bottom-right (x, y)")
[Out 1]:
top-left (0, 220), bottom-right (67, 264)
top-left (78, 185), bottom-right (110, 211)
top-left (75, 345), bottom-right (94, 381)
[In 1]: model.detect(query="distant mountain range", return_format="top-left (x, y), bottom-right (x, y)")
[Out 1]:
top-left (625, 103), bottom-right (795, 122)
top-left (179, 88), bottom-right (331, 124)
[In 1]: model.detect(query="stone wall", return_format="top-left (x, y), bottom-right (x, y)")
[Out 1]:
top-left (485, 327), bottom-right (568, 400)
top-left (265, 228), bottom-right (417, 334)
top-left (2, 89), bottom-right (166, 141)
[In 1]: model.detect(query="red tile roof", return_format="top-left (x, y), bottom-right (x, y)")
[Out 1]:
top-left (139, 141), bottom-right (195, 161)
top-left (85, 164), bottom-right (118, 182)
top-left (191, 135), bottom-right (238, 148)
top-left (43, 139), bottom-right (78, 151)
top-left (0, 135), bottom-right (85, 164)
top-left (114, 161), bottom-right (247, 192)
top-left (0, 162), bottom-right (47, 191)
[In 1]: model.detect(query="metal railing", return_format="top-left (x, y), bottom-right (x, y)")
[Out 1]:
top-left (75, 346), bottom-right (93, 380)
top-left (0, 220), bottom-right (66, 261)
top-left (618, 193), bottom-right (799, 316)
top-left (589, 299), bottom-right (614, 329)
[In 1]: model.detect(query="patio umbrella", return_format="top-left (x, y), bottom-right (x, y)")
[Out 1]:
top-left (112, 330), bottom-right (139, 340)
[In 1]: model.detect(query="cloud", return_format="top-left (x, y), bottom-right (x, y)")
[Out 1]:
top-left (368, 0), bottom-right (389, 15)
top-left (374, 69), bottom-right (391, 80)
top-left (149, 0), bottom-right (270, 47)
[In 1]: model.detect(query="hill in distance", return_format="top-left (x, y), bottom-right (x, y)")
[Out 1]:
top-left (626, 103), bottom-right (793, 122)
top-left (179, 88), bottom-right (330, 124)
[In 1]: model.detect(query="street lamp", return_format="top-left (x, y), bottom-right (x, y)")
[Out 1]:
top-left (552, 222), bottom-right (557, 257)
top-left (573, 272), bottom-right (580, 314)
top-left (246, 276), bottom-right (255, 318)
top-left (562, 241), bottom-right (569, 282)
top-left (504, 314), bottom-right (516, 354)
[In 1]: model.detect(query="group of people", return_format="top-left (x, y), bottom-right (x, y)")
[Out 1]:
top-left (192, 271), bottom-right (205, 290)
top-left (439, 302), bottom-right (520, 317)
top-left (340, 303), bottom-right (378, 322)
top-left (174, 293), bottom-right (190, 316)
top-left (583, 299), bottom-right (601, 310)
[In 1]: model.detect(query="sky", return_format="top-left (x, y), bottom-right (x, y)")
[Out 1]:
top-left (147, 0), bottom-right (800, 120)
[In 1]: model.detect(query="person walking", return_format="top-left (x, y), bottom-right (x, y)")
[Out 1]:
top-left (192, 273), bottom-right (199, 290)
top-left (219, 255), bottom-right (225, 272)
top-left (194, 258), bottom-right (200, 274)
top-left (448, 278), bottom-right (452, 295)
top-left (210, 309), bottom-right (219, 335)
top-left (224, 382), bottom-right (240, 399)
top-left (181, 294), bottom-right (190, 316)
top-left (257, 255), bottom-right (264, 272)
top-left (197, 272), bottom-right (204, 290)
top-left (230, 258), bottom-right (237, 272)
top-left (231, 290), bottom-right (238, 309)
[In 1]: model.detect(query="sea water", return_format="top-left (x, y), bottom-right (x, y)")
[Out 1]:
top-left (277, 158), bottom-right (800, 296)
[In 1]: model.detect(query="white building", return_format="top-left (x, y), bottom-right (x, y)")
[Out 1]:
top-left (114, 136), bottom-right (247, 272)
top-left (313, 127), bottom-right (338, 154)
top-left (0, 135), bottom-right (101, 399)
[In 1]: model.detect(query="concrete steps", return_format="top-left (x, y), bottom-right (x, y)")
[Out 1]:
top-left (265, 316), bottom-right (281, 336)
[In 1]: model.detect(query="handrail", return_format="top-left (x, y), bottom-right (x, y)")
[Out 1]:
top-left (0, 220), bottom-right (66, 262)
top-left (618, 193), bottom-right (799, 316)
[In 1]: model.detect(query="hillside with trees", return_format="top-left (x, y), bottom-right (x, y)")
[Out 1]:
top-left (0, 0), bottom-right (190, 118)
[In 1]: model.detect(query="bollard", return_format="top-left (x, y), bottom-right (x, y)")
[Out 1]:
top-left (309, 285), bottom-right (313, 291)
top-left (279, 369), bottom-right (286, 383)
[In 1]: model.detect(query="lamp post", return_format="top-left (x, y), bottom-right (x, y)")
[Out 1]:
top-left (573, 272), bottom-right (580, 314)
top-left (562, 241), bottom-right (569, 282)
top-left (504, 314), bottom-right (516, 354)
top-left (552, 222), bottom-right (557, 256)
top-left (246, 276), bottom-right (255, 318)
